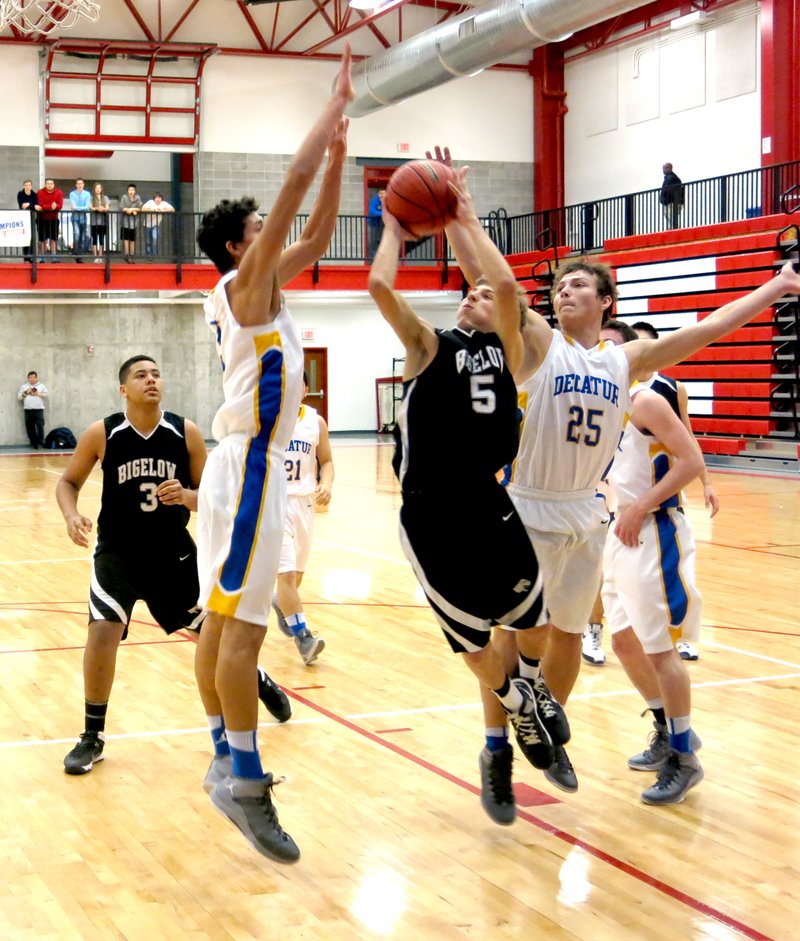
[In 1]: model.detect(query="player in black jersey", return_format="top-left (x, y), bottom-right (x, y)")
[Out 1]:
top-left (369, 172), bottom-right (569, 825)
top-left (56, 355), bottom-right (289, 777)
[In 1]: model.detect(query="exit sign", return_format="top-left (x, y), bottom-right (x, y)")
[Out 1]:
top-left (301, 328), bottom-right (315, 341)
top-left (397, 142), bottom-right (410, 153)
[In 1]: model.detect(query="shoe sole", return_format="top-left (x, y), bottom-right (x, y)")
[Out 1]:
top-left (64, 752), bottom-right (104, 775)
top-left (641, 767), bottom-right (704, 805)
top-left (209, 786), bottom-right (300, 864)
top-left (543, 767), bottom-right (579, 793)
top-left (300, 637), bottom-right (325, 665)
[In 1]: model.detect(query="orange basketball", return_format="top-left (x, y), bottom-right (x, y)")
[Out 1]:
top-left (384, 160), bottom-right (457, 237)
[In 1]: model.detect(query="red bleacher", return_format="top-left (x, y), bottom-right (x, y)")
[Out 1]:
top-left (512, 217), bottom-right (795, 456)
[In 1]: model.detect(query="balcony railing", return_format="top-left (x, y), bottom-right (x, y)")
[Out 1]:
top-left (3, 158), bottom-right (799, 278)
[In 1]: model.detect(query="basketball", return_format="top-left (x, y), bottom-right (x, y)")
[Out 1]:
top-left (384, 160), bottom-right (457, 237)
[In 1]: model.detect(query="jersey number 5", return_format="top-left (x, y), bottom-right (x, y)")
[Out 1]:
top-left (470, 375), bottom-right (496, 414)
top-left (566, 406), bottom-right (603, 447)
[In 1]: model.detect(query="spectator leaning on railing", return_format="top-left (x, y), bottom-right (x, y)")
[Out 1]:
top-left (36, 179), bottom-right (64, 263)
top-left (90, 182), bottom-right (110, 263)
top-left (69, 178), bottom-right (92, 261)
top-left (141, 193), bottom-right (175, 257)
top-left (16, 179), bottom-right (37, 262)
top-left (119, 184), bottom-right (142, 262)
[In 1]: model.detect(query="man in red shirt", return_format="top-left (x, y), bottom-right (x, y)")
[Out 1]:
top-left (36, 178), bottom-right (64, 262)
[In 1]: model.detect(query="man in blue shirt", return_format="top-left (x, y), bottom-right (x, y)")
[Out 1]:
top-left (69, 178), bottom-right (92, 260)
top-left (367, 187), bottom-right (385, 261)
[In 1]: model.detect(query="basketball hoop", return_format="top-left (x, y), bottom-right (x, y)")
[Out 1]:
top-left (1, 0), bottom-right (100, 35)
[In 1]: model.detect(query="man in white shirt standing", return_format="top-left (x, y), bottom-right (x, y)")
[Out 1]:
top-left (18, 370), bottom-right (48, 449)
top-left (141, 193), bottom-right (175, 258)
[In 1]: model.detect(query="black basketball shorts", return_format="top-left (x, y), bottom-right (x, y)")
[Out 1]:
top-left (89, 531), bottom-right (202, 639)
top-left (399, 483), bottom-right (546, 654)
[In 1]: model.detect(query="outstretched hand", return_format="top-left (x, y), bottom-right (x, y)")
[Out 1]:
top-left (425, 145), bottom-right (452, 166)
top-left (333, 43), bottom-right (355, 106)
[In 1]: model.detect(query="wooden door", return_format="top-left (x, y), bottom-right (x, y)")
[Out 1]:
top-left (303, 347), bottom-right (327, 423)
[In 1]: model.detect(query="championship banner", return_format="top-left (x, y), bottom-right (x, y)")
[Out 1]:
top-left (0, 211), bottom-right (33, 247)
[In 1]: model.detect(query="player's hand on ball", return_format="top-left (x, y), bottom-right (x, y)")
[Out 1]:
top-left (382, 206), bottom-right (419, 242)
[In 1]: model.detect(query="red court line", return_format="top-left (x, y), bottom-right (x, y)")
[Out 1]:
top-left (286, 687), bottom-right (775, 941)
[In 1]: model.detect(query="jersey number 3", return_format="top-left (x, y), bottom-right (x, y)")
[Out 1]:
top-left (566, 406), bottom-right (603, 447)
top-left (139, 482), bottom-right (159, 512)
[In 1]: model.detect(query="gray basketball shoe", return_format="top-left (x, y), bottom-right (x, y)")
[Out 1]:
top-left (203, 754), bottom-right (232, 793)
top-left (271, 594), bottom-right (293, 638)
top-left (628, 720), bottom-right (702, 771)
top-left (478, 746), bottom-right (516, 826)
top-left (641, 749), bottom-right (703, 805)
top-left (295, 628), bottom-right (325, 665)
top-left (211, 774), bottom-right (300, 863)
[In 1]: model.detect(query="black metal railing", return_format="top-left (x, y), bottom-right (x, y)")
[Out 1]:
top-left (3, 159), bottom-right (800, 272)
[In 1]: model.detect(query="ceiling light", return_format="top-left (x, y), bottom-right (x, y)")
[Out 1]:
top-left (349, 0), bottom-right (375, 9)
top-left (670, 10), bottom-right (707, 30)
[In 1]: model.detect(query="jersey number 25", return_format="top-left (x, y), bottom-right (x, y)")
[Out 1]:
top-left (566, 406), bottom-right (603, 447)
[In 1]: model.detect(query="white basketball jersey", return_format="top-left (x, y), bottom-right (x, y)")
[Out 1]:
top-left (204, 269), bottom-right (304, 453)
top-left (508, 331), bottom-right (631, 496)
top-left (285, 405), bottom-right (320, 496)
top-left (605, 383), bottom-right (683, 513)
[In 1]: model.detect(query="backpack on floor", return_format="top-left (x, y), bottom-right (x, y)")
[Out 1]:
top-left (45, 427), bottom-right (77, 450)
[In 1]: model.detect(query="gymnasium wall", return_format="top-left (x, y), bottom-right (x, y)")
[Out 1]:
top-left (0, 294), bottom-right (457, 445)
top-left (564, 0), bottom-right (761, 205)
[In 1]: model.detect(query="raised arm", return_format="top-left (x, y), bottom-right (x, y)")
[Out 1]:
top-left (446, 174), bottom-right (524, 374)
top-left (613, 391), bottom-right (704, 547)
top-left (279, 119), bottom-right (349, 286)
top-left (231, 48), bottom-right (354, 324)
top-left (368, 212), bottom-right (438, 380)
top-left (627, 261), bottom-right (800, 380)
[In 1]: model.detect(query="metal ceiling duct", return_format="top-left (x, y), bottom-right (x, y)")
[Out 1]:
top-left (346, 0), bottom-right (648, 117)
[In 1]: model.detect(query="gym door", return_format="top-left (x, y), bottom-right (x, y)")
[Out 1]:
top-left (303, 348), bottom-right (328, 423)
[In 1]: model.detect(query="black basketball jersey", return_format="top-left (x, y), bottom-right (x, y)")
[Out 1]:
top-left (393, 328), bottom-right (518, 493)
top-left (97, 411), bottom-right (192, 551)
top-left (650, 372), bottom-right (680, 418)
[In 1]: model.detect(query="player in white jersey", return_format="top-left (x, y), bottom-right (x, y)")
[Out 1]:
top-left (272, 371), bottom-right (334, 665)
top-left (193, 48), bottom-right (353, 864)
top-left (599, 319), bottom-right (706, 805)
top-left (456, 241), bottom-right (800, 813)
top-left (580, 319), bottom-right (720, 667)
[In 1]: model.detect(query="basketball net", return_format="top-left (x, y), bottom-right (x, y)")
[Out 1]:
top-left (0, 0), bottom-right (100, 35)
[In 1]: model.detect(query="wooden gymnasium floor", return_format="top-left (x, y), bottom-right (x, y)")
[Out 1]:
top-left (1, 440), bottom-right (798, 941)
